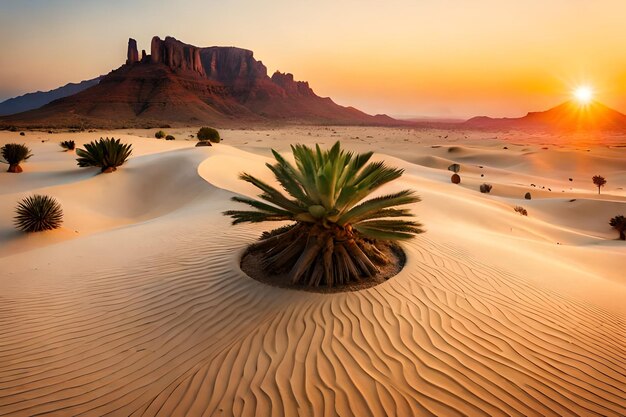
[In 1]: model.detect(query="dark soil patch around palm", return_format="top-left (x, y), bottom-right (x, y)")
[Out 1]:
top-left (240, 241), bottom-right (406, 293)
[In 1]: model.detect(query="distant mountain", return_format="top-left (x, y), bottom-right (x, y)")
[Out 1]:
top-left (0, 36), bottom-right (400, 128)
top-left (0, 77), bottom-right (102, 116)
top-left (464, 101), bottom-right (626, 132)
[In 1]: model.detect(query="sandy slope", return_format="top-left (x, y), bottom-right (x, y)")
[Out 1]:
top-left (0, 128), bottom-right (624, 416)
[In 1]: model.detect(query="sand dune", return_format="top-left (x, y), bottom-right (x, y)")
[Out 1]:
top-left (0, 128), bottom-right (624, 416)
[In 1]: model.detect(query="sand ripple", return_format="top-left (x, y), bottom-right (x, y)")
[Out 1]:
top-left (0, 214), bottom-right (624, 416)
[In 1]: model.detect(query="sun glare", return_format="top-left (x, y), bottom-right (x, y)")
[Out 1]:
top-left (574, 86), bottom-right (593, 104)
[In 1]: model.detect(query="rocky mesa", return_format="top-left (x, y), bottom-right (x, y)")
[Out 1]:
top-left (1, 36), bottom-right (398, 128)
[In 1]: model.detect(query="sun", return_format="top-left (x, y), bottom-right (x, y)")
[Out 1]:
top-left (573, 86), bottom-right (593, 104)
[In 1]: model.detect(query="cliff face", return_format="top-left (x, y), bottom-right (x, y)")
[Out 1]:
top-left (150, 36), bottom-right (205, 76)
top-left (0, 36), bottom-right (398, 128)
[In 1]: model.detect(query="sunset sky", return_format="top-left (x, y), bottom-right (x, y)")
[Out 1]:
top-left (1, 0), bottom-right (625, 119)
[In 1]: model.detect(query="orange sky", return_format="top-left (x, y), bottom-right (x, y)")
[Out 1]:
top-left (1, 0), bottom-right (625, 119)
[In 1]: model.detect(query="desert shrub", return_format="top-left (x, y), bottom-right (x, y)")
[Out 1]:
top-left (9, 126), bottom-right (18, 132)
top-left (524, 192), bottom-right (532, 200)
top-left (14, 194), bottom-right (63, 232)
top-left (19, 132), bottom-right (25, 136)
top-left (609, 215), bottom-right (625, 240)
top-left (479, 183), bottom-right (492, 193)
top-left (155, 130), bottom-right (166, 139)
top-left (224, 141), bottom-right (423, 288)
top-left (165, 135), bottom-right (175, 141)
top-left (76, 137), bottom-right (132, 173)
top-left (197, 127), bottom-right (220, 143)
top-left (514, 206), bottom-right (528, 216)
top-left (1, 143), bottom-right (32, 173)
top-left (60, 140), bottom-right (75, 151)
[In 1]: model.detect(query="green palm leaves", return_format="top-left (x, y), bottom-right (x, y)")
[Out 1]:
top-left (76, 137), bottom-right (132, 173)
top-left (225, 141), bottom-right (422, 240)
top-left (224, 141), bottom-right (423, 287)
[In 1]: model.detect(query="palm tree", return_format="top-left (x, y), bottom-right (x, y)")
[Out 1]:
top-left (592, 175), bottom-right (606, 194)
top-left (609, 215), bottom-right (625, 240)
top-left (224, 141), bottom-right (423, 287)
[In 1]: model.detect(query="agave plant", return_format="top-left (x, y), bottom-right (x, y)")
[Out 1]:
top-left (76, 137), bottom-right (132, 173)
top-left (60, 140), bottom-right (76, 151)
top-left (224, 141), bottom-right (423, 287)
top-left (14, 194), bottom-right (63, 232)
top-left (1, 143), bottom-right (32, 173)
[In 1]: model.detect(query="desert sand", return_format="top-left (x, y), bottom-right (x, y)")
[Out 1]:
top-left (0, 126), bottom-right (624, 416)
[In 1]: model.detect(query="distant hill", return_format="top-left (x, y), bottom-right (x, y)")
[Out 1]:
top-left (0, 77), bottom-right (102, 116)
top-left (0, 36), bottom-right (400, 128)
top-left (464, 101), bottom-right (626, 132)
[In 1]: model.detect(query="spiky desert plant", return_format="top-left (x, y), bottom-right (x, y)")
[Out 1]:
top-left (1, 143), bottom-right (32, 173)
top-left (76, 137), bottom-right (132, 173)
top-left (592, 175), bottom-right (606, 195)
top-left (609, 215), bottom-right (626, 240)
top-left (14, 194), bottom-right (63, 232)
top-left (60, 140), bottom-right (75, 151)
top-left (224, 141), bottom-right (423, 287)
top-left (448, 163), bottom-right (461, 184)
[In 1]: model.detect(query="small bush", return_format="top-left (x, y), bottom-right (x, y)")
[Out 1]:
top-left (14, 194), bottom-right (63, 232)
top-left (609, 215), bottom-right (625, 240)
top-left (60, 140), bottom-right (75, 151)
top-left (524, 192), bottom-right (532, 200)
top-left (1, 143), bottom-right (32, 172)
top-left (514, 206), bottom-right (528, 216)
top-left (155, 130), bottom-right (166, 139)
top-left (76, 137), bottom-right (132, 173)
top-left (165, 135), bottom-right (175, 141)
top-left (9, 126), bottom-right (18, 132)
top-left (197, 127), bottom-right (220, 143)
top-left (479, 183), bottom-right (492, 193)
top-left (19, 132), bottom-right (25, 136)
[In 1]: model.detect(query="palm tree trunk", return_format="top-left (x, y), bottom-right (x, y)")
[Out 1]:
top-left (620, 230), bottom-right (625, 241)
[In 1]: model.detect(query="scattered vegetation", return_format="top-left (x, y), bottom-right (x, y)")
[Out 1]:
top-left (609, 215), bottom-right (626, 240)
top-left (514, 206), bottom-right (528, 216)
top-left (524, 192), bottom-right (532, 200)
top-left (19, 132), bottom-right (25, 136)
top-left (224, 141), bottom-right (423, 288)
top-left (60, 140), bottom-right (76, 151)
top-left (1, 143), bottom-right (33, 173)
top-left (479, 183), bottom-right (492, 193)
top-left (165, 135), bottom-right (175, 141)
top-left (448, 163), bottom-right (461, 184)
top-left (155, 130), bottom-right (166, 139)
top-left (197, 127), bottom-right (220, 143)
top-left (592, 175), bottom-right (606, 195)
top-left (76, 137), bottom-right (133, 173)
top-left (14, 194), bottom-right (63, 232)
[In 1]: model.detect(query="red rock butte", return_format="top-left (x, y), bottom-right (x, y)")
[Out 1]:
top-left (0, 36), bottom-right (398, 128)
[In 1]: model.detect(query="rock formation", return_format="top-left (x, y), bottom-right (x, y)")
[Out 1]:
top-left (126, 38), bottom-right (139, 64)
top-left (151, 36), bottom-right (205, 76)
top-left (0, 36), bottom-right (399, 128)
